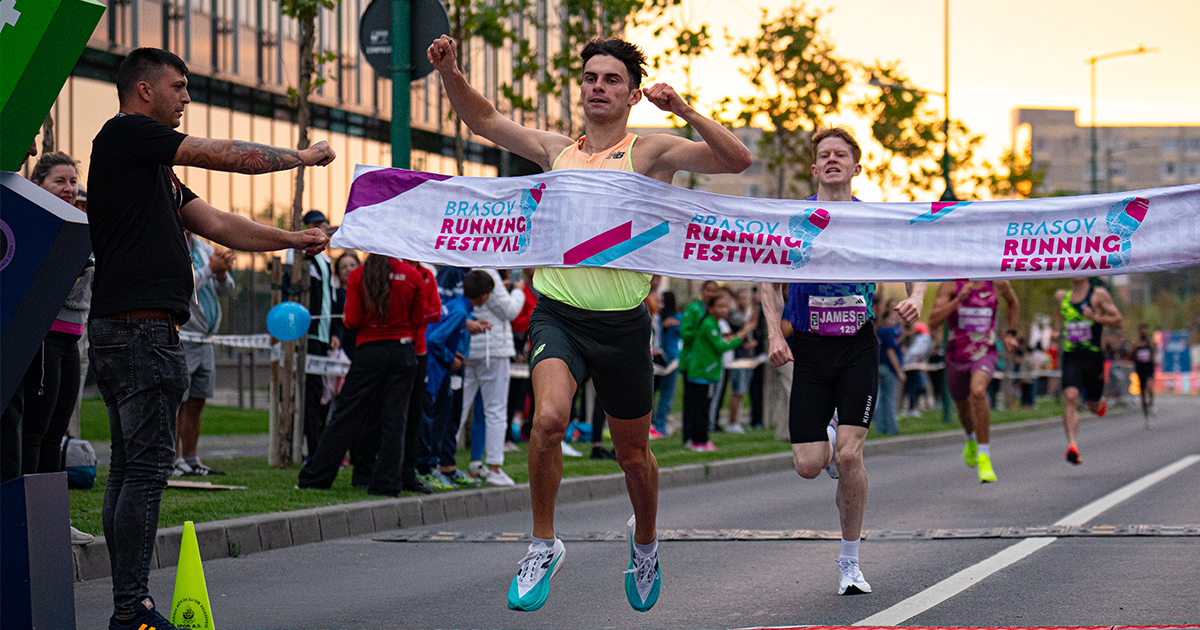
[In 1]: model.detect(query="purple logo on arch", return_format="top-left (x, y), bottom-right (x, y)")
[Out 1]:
top-left (345, 169), bottom-right (453, 214)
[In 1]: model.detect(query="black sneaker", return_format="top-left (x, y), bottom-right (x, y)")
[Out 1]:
top-left (590, 446), bottom-right (617, 460)
top-left (109, 596), bottom-right (180, 630)
top-left (402, 479), bottom-right (433, 495)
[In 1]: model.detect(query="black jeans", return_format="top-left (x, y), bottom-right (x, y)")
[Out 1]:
top-left (22, 331), bottom-right (82, 474)
top-left (89, 317), bottom-right (188, 617)
top-left (298, 340), bottom-right (417, 495)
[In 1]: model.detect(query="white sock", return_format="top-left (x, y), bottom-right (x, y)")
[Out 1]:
top-left (634, 539), bottom-right (658, 557)
top-left (979, 443), bottom-right (991, 457)
top-left (531, 536), bottom-right (556, 550)
top-left (839, 538), bottom-right (860, 561)
top-left (967, 432), bottom-right (977, 442)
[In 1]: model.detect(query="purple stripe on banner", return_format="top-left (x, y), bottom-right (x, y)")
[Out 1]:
top-left (346, 169), bottom-right (453, 214)
top-left (563, 222), bottom-right (632, 265)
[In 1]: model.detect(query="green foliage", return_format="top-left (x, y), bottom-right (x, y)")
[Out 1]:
top-left (984, 146), bottom-right (1048, 199)
top-left (279, 0), bottom-right (335, 20)
top-left (729, 3), bottom-right (849, 198)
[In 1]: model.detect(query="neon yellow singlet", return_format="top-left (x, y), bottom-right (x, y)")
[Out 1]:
top-left (533, 133), bottom-right (652, 311)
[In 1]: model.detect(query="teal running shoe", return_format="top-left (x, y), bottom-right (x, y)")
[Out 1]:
top-left (624, 515), bottom-right (661, 612)
top-left (507, 539), bottom-right (565, 612)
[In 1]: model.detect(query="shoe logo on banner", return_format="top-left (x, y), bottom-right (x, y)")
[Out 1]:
top-left (788, 207), bottom-right (830, 269)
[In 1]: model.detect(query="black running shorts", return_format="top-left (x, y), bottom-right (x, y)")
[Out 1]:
top-left (788, 324), bottom-right (879, 444)
top-left (1062, 351), bottom-right (1105, 402)
top-left (528, 297), bottom-right (654, 420)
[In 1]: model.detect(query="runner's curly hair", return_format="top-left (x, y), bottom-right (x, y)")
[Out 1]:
top-left (581, 38), bottom-right (648, 89)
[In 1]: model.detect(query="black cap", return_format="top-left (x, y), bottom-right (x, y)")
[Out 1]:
top-left (302, 210), bottom-right (328, 225)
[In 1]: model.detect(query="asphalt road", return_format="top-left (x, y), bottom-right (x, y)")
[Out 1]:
top-left (74, 396), bottom-right (1200, 629)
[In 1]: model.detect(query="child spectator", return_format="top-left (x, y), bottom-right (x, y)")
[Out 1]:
top-left (682, 291), bottom-right (753, 451)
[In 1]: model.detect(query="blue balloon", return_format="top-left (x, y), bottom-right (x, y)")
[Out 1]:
top-left (266, 302), bottom-right (312, 342)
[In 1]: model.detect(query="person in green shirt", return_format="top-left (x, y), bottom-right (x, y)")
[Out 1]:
top-left (682, 292), bottom-right (754, 451)
top-left (678, 280), bottom-right (722, 445)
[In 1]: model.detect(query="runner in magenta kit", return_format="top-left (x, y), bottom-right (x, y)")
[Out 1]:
top-left (428, 34), bottom-right (751, 613)
top-left (761, 127), bottom-right (926, 596)
top-left (928, 280), bottom-right (1019, 483)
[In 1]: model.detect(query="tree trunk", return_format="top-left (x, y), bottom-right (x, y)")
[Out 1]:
top-left (452, 17), bottom-right (466, 175)
top-left (274, 14), bottom-right (318, 468)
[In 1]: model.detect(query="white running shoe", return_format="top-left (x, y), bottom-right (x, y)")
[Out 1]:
top-left (561, 441), bottom-right (584, 457)
top-left (507, 539), bottom-right (566, 611)
top-left (70, 525), bottom-right (94, 545)
top-left (825, 422), bottom-right (839, 479)
top-left (837, 559), bottom-right (872, 595)
top-left (486, 467), bottom-right (516, 486)
top-left (726, 423), bottom-right (747, 434)
top-left (468, 460), bottom-right (485, 478)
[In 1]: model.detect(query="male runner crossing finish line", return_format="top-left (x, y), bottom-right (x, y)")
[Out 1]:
top-left (428, 35), bottom-right (751, 612)
top-left (761, 128), bottom-right (926, 596)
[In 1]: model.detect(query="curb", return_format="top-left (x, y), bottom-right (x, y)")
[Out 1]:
top-left (72, 412), bottom-right (1088, 582)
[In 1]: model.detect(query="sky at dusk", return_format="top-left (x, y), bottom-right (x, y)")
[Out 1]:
top-left (625, 0), bottom-right (1200, 171)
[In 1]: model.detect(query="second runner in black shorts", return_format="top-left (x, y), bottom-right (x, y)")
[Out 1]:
top-left (528, 296), bottom-right (654, 420)
top-left (1061, 351), bottom-right (1105, 402)
top-left (789, 324), bottom-right (879, 443)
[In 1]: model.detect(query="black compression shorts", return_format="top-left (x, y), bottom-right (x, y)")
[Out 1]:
top-left (788, 324), bottom-right (879, 443)
top-left (1062, 351), bottom-right (1105, 402)
top-left (528, 297), bottom-right (653, 420)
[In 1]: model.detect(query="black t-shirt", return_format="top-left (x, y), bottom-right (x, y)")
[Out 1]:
top-left (88, 114), bottom-right (199, 322)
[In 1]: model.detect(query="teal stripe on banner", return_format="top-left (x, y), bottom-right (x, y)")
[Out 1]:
top-left (579, 221), bottom-right (670, 266)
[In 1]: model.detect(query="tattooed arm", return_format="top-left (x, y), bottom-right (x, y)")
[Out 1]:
top-left (173, 138), bottom-right (336, 173)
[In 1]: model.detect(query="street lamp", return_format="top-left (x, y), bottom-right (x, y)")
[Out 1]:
top-left (1087, 45), bottom-right (1157, 194)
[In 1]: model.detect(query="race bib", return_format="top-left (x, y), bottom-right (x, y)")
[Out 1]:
top-left (1065, 320), bottom-right (1092, 344)
top-left (808, 295), bottom-right (867, 336)
top-left (956, 306), bottom-right (994, 333)
top-left (1136, 348), bottom-right (1152, 363)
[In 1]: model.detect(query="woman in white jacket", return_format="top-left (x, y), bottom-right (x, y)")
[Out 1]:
top-left (460, 268), bottom-right (526, 485)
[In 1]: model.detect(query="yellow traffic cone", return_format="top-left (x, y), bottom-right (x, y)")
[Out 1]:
top-left (170, 521), bottom-right (216, 629)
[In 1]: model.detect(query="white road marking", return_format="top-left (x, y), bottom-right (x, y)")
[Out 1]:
top-left (854, 454), bottom-right (1200, 626)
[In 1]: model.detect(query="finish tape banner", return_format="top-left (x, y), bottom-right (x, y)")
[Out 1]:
top-left (332, 165), bottom-right (1200, 283)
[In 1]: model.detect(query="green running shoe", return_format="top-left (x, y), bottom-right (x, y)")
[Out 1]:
top-left (624, 515), bottom-right (661, 612)
top-left (507, 539), bottom-right (565, 612)
top-left (963, 439), bottom-right (979, 468)
top-left (977, 452), bottom-right (997, 483)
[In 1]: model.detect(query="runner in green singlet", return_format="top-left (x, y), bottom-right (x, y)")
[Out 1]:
top-left (1054, 277), bottom-right (1123, 464)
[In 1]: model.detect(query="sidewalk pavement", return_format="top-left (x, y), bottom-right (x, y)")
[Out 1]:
top-left (72, 414), bottom-right (1071, 582)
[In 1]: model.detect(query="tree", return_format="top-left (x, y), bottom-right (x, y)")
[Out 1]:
top-left (647, 1), bottom-right (713, 189)
top-left (273, 0), bottom-right (337, 467)
top-left (853, 61), bottom-right (1001, 201)
top-left (729, 3), bottom-right (849, 199)
top-left (983, 146), bottom-right (1047, 199)
top-left (444, 0), bottom-right (536, 174)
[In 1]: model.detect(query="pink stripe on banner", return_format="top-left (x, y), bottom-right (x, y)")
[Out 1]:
top-left (563, 222), bottom-right (632, 265)
top-left (931, 202), bottom-right (956, 215)
top-left (345, 169), bottom-right (453, 214)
